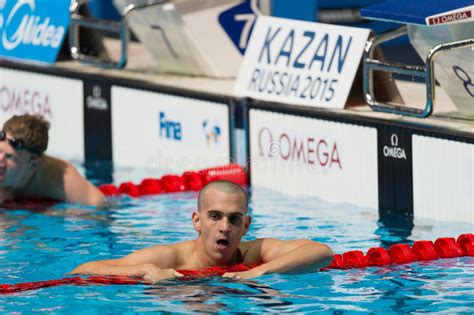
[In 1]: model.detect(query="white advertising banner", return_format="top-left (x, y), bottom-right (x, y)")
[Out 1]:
top-left (111, 87), bottom-right (230, 173)
top-left (0, 68), bottom-right (84, 160)
top-left (412, 135), bottom-right (473, 223)
top-left (234, 16), bottom-right (370, 108)
top-left (249, 109), bottom-right (378, 209)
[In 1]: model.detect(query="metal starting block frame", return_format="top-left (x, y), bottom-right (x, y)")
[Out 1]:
top-left (363, 26), bottom-right (474, 118)
top-left (69, 0), bottom-right (166, 69)
top-left (361, 0), bottom-right (474, 119)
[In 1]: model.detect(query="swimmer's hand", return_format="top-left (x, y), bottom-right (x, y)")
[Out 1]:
top-left (222, 268), bottom-right (266, 280)
top-left (139, 264), bottom-right (183, 283)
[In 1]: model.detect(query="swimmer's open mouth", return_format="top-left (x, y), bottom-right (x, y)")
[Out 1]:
top-left (217, 239), bottom-right (229, 246)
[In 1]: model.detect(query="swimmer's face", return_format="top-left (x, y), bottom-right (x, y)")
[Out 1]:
top-left (192, 188), bottom-right (250, 264)
top-left (0, 132), bottom-right (38, 187)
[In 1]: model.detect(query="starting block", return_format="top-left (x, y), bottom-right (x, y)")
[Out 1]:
top-left (361, 0), bottom-right (474, 118)
top-left (70, 0), bottom-right (259, 77)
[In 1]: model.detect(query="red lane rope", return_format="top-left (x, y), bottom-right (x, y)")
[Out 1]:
top-left (0, 164), bottom-right (248, 209)
top-left (99, 163), bottom-right (248, 197)
top-left (0, 264), bottom-right (253, 295)
top-left (1, 234), bottom-right (472, 294)
top-left (327, 234), bottom-right (474, 269)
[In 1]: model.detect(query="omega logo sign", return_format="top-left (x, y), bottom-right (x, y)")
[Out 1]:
top-left (86, 85), bottom-right (108, 110)
top-left (428, 10), bottom-right (472, 26)
top-left (0, 85), bottom-right (53, 119)
top-left (257, 127), bottom-right (342, 169)
top-left (383, 133), bottom-right (406, 160)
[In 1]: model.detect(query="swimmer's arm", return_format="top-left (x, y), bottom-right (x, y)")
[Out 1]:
top-left (224, 239), bottom-right (333, 279)
top-left (59, 162), bottom-right (105, 206)
top-left (69, 245), bottom-right (181, 279)
top-left (258, 238), bottom-right (333, 274)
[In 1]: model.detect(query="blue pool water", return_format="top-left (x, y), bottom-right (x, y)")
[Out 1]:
top-left (0, 182), bottom-right (473, 313)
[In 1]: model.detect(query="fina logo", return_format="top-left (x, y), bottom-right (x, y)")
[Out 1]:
top-left (86, 85), bottom-right (108, 111)
top-left (383, 133), bottom-right (407, 160)
top-left (202, 119), bottom-right (222, 146)
top-left (0, 0), bottom-right (65, 51)
top-left (159, 111), bottom-right (182, 141)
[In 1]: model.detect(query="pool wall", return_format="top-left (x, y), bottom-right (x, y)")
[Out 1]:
top-left (245, 100), bottom-right (473, 223)
top-left (0, 58), bottom-right (472, 223)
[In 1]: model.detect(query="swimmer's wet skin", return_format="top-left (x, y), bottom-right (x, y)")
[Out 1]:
top-left (70, 180), bottom-right (333, 283)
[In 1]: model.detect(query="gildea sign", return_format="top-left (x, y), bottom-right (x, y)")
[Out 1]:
top-left (0, 0), bottom-right (70, 64)
top-left (234, 16), bottom-right (370, 109)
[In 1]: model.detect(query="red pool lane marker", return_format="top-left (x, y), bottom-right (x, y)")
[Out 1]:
top-left (99, 163), bottom-right (248, 198)
top-left (0, 164), bottom-right (247, 208)
top-left (327, 234), bottom-right (474, 269)
top-left (0, 264), bottom-right (254, 295)
top-left (1, 234), bottom-right (472, 294)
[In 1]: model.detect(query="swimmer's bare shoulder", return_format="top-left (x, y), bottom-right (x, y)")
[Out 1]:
top-left (146, 240), bottom-right (195, 269)
top-left (20, 155), bottom-right (67, 198)
top-left (22, 155), bottom-right (105, 206)
top-left (238, 238), bottom-right (269, 265)
top-left (110, 242), bottom-right (184, 270)
top-left (167, 240), bottom-right (215, 269)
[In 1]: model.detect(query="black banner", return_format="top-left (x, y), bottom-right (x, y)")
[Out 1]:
top-left (378, 126), bottom-right (413, 217)
top-left (83, 80), bottom-right (113, 184)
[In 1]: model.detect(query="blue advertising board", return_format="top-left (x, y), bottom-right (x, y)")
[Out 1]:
top-left (0, 0), bottom-right (70, 64)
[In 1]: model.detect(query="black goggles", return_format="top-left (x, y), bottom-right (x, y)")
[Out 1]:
top-left (0, 130), bottom-right (26, 151)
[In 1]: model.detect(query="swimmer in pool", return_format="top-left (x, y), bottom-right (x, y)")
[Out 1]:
top-left (71, 180), bottom-right (334, 282)
top-left (0, 114), bottom-right (105, 206)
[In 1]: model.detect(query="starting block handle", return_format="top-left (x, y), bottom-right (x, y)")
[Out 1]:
top-left (363, 26), bottom-right (474, 119)
top-left (69, 0), bottom-right (168, 69)
top-left (69, 0), bottom-right (129, 69)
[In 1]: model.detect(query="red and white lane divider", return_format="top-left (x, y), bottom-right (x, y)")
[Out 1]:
top-left (0, 235), bottom-right (471, 294)
top-left (98, 164), bottom-right (248, 197)
top-left (327, 234), bottom-right (474, 269)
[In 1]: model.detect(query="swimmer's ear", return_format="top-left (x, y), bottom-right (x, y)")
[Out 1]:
top-left (192, 211), bottom-right (201, 232)
top-left (243, 215), bottom-right (251, 235)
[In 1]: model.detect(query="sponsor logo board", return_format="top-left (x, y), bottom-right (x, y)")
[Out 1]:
top-left (378, 128), bottom-right (413, 215)
top-left (426, 6), bottom-right (474, 26)
top-left (412, 135), bottom-right (473, 223)
top-left (202, 119), bottom-right (222, 147)
top-left (111, 86), bottom-right (230, 173)
top-left (0, 68), bottom-right (84, 159)
top-left (83, 81), bottom-right (112, 162)
top-left (0, 0), bottom-right (70, 63)
top-left (249, 109), bottom-right (378, 208)
top-left (86, 85), bottom-right (108, 111)
top-left (234, 16), bottom-right (370, 109)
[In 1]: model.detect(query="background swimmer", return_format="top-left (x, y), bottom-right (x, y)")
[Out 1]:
top-left (0, 114), bottom-right (105, 206)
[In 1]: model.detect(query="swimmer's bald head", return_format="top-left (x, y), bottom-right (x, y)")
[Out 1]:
top-left (197, 180), bottom-right (248, 213)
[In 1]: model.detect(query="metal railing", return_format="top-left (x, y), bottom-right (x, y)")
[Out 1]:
top-left (363, 26), bottom-right (474, 118)
top-left (69, 0), bottom-right (167, 69)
